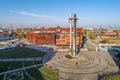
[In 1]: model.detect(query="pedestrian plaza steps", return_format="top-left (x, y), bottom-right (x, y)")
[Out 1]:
top-left (46, 51), bottom-right (119, 80)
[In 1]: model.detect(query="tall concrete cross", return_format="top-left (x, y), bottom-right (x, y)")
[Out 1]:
top-left (69, 13), bottom-right (78, 57)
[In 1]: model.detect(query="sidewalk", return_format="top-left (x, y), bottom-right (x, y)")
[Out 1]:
top-left (0, 57), bottom-right (42, 62)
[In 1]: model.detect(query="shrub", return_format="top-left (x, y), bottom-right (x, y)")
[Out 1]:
top-left (65, 54), bottom-right (73, 59)
top-left (116, 53), bottom-right (120, 59)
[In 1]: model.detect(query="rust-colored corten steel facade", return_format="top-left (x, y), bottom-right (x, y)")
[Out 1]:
top-left (26, 27), bottom-right (83, 45)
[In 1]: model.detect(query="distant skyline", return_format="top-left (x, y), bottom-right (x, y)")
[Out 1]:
top-left (0, 0), bottom-right (120, 28)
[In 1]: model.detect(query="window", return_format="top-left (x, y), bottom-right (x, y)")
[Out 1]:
top-left (56, 35), bottom-right (60, 39)
top-left (56, 29), bottom-right (60, 32)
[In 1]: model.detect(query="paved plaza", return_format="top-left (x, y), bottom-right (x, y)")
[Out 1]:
top-left (46, 50), bottom-right (119, 80)
top-left (0, 42), bottom-right (119, 80)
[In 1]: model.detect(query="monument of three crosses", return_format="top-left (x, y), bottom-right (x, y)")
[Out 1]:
top-left (69, 13), bottom-right (78, 57)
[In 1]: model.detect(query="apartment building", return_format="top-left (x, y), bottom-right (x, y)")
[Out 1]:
top-left (0, 33), bottom-right (13, 41)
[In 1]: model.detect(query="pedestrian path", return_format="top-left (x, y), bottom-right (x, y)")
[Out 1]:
top-left (0, 57), bottom-right (42, 62)
top-left (46, 51), bottom-right (119, 80)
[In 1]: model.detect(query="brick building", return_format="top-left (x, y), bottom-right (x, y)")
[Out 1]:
top-left (26, 27), bottom-right (83, 46)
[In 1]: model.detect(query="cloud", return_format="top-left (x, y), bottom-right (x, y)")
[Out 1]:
top-left (9, 10), bottom-right (65, 22)
top-left (19, 11), bottom-right (52, 18)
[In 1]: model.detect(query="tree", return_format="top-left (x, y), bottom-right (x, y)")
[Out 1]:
top-left (83, 29), bottom-right (87, 36)
top-left (115, 32), bottom-right (119, 38)
top-left (20, 32), bottom-right (26, 39)
top-left (88, 33), bottom-right (95, 40)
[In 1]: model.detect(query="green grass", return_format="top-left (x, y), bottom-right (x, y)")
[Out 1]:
top-left (24, 61), bottom-right (34, 67)
top-left (65, 54), bottom-right (73, 59)
top-left (10, 62), bottom-right (23, 70)
top-left (34, 61), bottom-right (42, 64)
top-left (0, 47), bottom-right (59, 80)
top-left (0, 62), bottom-right (10, 72)
top-left (0, 62), bottom-right (29, 73)
top-left (101, 39), bottom-right (120, 44)
top-left (26, 68), bottom-right (44, 80)
top-left (23, 65), bottom-right (59, 80)
top-left (101, 74), bottom-right (120, 80)
top-left (91, 40), bottom-right (99, 44)
top-left (0, 62), bottom-right (24, 80)
top-left (39, 66), bottom-right (59, 80)
top-left (0, 47), bottom-right (46, 58)
top-left (86, 42), bottom-right (96, 51)
top-left (24, 61), bottom-right (42, 67)
top-left (0, 61), bottom-right (42, 72)
top-left (0, 62), bottom-right (59, 80)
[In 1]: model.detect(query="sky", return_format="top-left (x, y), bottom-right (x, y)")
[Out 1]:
top-left (0, 0), bottom-right (120, 28)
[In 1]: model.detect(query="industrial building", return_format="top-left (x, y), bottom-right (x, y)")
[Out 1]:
top-left (26, 27), bottom-right (83, 46)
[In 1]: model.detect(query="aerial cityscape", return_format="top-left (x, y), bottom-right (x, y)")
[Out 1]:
top-left (0, 0), bottom-right (120, 80)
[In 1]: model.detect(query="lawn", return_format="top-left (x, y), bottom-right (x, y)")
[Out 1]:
top-left (0, 61), bottom-right (59, 80)
top-left (0, 47), bottom-right (46, 58)
top-left (0, 47), bottom-right (59, 80)
top-left (0, 61), bottom-right (41, 73)
top-left (0, 61), bottom-right (27, 80)
top-left (39, 66), bottom-right (59, 80)
top-left (86, 42), bottom-right (96, 51)
top-left (101, 39), bottom-right (120, 44)
top-left (91, 40), bottom-right (99, 44)
top-left (101, 74), bottom-right (120, 80)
